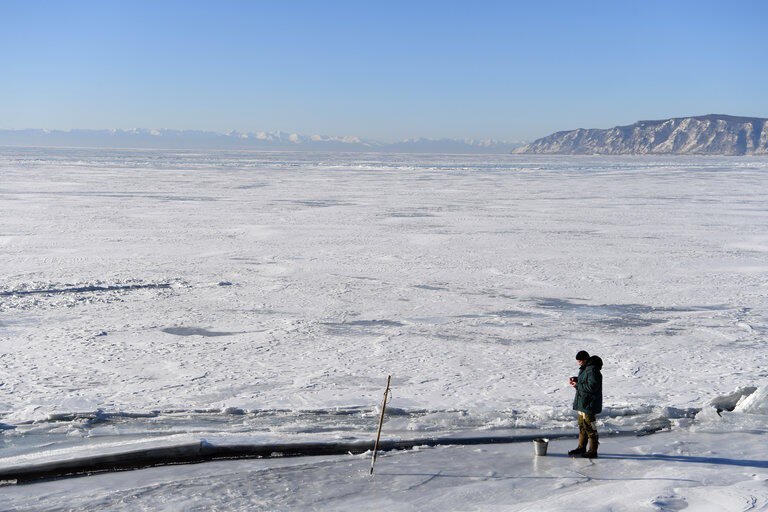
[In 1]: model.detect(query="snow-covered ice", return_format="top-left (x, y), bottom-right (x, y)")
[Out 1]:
top-left (1, 148), bottom-right (767, 509)
top-left (2, 427), bottom-right (768, 511)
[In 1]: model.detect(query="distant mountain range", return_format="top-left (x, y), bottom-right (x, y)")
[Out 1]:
top-left (513, 115), bottom-right (768, 155)
top-left (7, 115), bottom-right (766, 155)
top-left (0, 128), bottom-right (525, 154)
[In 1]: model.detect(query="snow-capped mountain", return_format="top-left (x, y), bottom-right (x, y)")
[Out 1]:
top-left (513, 114), bottom-right (768, 155)
top-left (0, 128), bottom-right (524, 154)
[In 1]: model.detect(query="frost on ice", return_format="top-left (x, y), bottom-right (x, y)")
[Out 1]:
top-left (1, 149), bottom-right (767, 509)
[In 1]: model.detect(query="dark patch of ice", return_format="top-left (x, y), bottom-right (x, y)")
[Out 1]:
top-left (651, 497), bottom-right (689, 511)
top-left (692, 304), bottom-right (731, 311)
top-left (321, 319), bottom-right (404, 335)
top-left (532, 298), bottom-right (579, 310)
top-left (543, 229), bottom-right (600, 236)
top-left (161, 327), bottom-right (239, 337)
top-left (159, 196), bottom-right (216, 202)
top-left (275, 199), bottom-right (352, 208)
top-left (413, 284), bottom-right (449, 291)
top-left (0, 283), bottom-right (171, 297)
top-left (530, 297), bottom-right (730, 330)
top-left (490, 310), bottom-right (536, 318)
top-left (340, 319), bottom-right (404, 327)
top-left (388, 212), bottom-right (436, 218)
top-left (651, 327), bottom-right (685, 336)
top-left (531, 297), bottom-right (705, 314)
top-left (483, 336), bottom-right (519, 345)
top-left (595, 317), bottom-right (668, 328)
top-left (434, 333), bottom-right (463, 341)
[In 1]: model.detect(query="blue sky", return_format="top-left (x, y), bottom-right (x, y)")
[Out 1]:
top-left (2, 1), bottom-right (766, 140)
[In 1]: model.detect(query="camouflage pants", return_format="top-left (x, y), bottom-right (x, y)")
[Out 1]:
top-left (578, 411), bottom-right (598, 439)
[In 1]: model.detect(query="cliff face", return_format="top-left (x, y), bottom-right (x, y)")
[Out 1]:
top-left (513, 115), bottom-right (768, 155)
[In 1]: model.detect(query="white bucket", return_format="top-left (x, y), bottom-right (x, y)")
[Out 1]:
top-left (533, 438), bottom-right (549, 456)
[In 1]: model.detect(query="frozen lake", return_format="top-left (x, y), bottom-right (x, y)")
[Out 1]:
top-left (1, 149), bottom-right (767, 508)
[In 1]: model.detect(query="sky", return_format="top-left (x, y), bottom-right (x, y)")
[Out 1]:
top-left (1, 1), bottom-right (767, 141)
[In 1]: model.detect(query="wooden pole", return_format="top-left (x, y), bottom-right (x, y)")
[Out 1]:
top-left (370, 375), bottom-right (391, 475)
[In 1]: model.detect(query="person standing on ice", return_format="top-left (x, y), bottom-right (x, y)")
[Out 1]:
top-left (568, 350), bottom-right (603, 458)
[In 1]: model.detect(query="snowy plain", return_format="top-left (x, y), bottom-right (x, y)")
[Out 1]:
top-left (1, 148), bottom-right (767, 509)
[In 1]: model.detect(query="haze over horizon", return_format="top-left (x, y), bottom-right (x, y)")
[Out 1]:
top-left (4, 2), bottom-right (768, 508)
top-left (2, 0), bottom-right (767, 141)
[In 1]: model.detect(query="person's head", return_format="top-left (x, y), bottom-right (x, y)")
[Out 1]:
top-left (576, 350), bottom-right (589, 366)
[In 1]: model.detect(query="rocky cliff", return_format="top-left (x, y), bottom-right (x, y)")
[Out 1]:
top-left (513, 114), bottom-right (768, 155)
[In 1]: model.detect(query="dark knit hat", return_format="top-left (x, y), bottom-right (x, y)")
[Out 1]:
top-left (576, 350), bottom-right (590, 361)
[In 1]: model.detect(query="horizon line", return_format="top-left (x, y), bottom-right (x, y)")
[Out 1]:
top-left (0, 126), bottom-right (528, 145)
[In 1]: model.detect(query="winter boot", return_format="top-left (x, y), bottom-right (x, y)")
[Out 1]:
top-left (582, 435), bottom-right (599, 459)
top-left (568, 432), bottom-right (587, 457)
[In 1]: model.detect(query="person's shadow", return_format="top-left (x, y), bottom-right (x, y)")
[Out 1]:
top-left (594, 452), bottom-right (768, 469)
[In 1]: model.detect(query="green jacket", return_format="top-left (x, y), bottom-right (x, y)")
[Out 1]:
top-left (573, 356), bottom-right (603, 414)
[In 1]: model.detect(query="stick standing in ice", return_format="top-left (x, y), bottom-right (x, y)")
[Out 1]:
top-left (370, 375), bottom-right (391, 475)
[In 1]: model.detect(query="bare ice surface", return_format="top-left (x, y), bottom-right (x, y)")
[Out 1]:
top-left (1, 149), bottom-right (768, 508)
